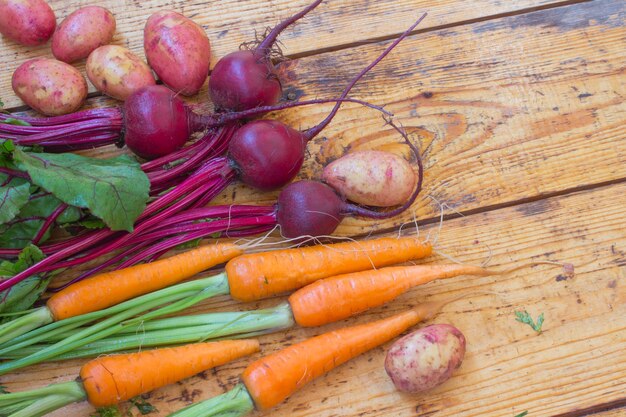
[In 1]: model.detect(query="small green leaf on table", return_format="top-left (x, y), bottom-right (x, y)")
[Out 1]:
top-left (515, 310), bottom-right (544, 334)
top-left (130, 397), bottom-right (158, 415)
top-left (91, 406), bottom-right (124, 417)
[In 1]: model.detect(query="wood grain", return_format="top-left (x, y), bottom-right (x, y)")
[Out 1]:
top-left (0, 1), bottom-right (624, 416)
top-left (0, 0), bottom-right (583, 109)
top-left (3, 174), bottom-right (625, 417)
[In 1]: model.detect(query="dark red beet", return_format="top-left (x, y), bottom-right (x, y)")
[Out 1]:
top-left (228, 120), bottom-right (305, 190)
top-left (209, 51), bottom-right (282, 112)
top-left (208, 0), bottom-right (322, 112)
top-left (276, 180), bottom-right (345, 238)
top-left (123, 85), bottom-right (192, 159)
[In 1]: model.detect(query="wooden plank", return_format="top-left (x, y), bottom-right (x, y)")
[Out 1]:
top-left (3, 170), bottom-right (625, 417)
top-left (0, 0), bottom-right (582, 109)
top-left (0, 1), bottom-right (623, 417)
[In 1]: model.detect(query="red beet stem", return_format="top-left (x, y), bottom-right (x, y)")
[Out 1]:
top-left (0, 117), bottom-right (121, 136)
top-left (0, 228), bottom-right (116, 291)
top-left (0, 108), bottom-right (121, 126)
top-left (31, 203), bottom-right (68, 245)
top-left (256, 0), bottom-right (323, 55)
top-left (0, 167), bottom-right (29, 179)
top-left (205, 98), bottom-right (392, 128)
top-left (50, 238), bottom-right (157, 291)
top-left (9, 120), bottom-right (122, 143)
top-left (36, 133), bottom-right (125, 151)
top-left (117, 215), bottom-right (277, 268)
top-left (148, 206), bottom-right (276, 231)
top-left (147, 125), bottom-right (236, 188)
top-left (4, 111), bottom-right (124, 150)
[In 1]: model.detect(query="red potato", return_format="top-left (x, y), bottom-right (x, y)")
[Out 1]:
top-left (0, 0), bottom-right (56, 46)
top-left (52, 6), bottom-right (116, 63)
top-left (12, 58), bottom-right (87, 116)
top-left (144, 11), bottom-right (210, 96)
top-left (322, 150), bottom-right (417, 207)
top-left (384, 324), bottom-right (466, 393)
top-left (86, 45), bottom-right (156, 101)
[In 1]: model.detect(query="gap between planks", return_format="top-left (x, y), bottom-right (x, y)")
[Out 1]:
top-left (555, 401), bottom-right (626, 417)
top-left (0, 0), bottom-right (592, 114)
top-left (351, 175), bottom-right (626, 241)
top-left (287, 0), bottom-right (593, 60)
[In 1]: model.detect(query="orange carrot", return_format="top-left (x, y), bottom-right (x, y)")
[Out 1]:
top-left (48, 242), bottom-right (242, 320)
top-left (0, 339), bottom-right (260, 416)
top-left (81, 339), bottom-right (259, 407)
top-left (226, 236), bottom-right (432, 302)
top-left (242, 304), bottom-right (440, 410)
top-left (289, 263), bottom-right (494, 327)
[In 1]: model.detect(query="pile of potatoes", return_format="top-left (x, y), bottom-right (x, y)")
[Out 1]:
top-left (0, 0), bottom-right (211, 115)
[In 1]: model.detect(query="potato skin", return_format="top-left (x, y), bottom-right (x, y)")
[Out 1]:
top-left (86, 45), bottom-right (156, 101)
top-left (144, 11), bottom-right (210, 96)
top-left (322, 150), bottom-right (417, 207)
top-left (384, 324), bottom-right (466, 393)
top-left (0, 0), bottom-right (56, 46)
top-left (12, 58), bottom-right (87, 116)
top-left (52, 6), bottom-right (116, 63)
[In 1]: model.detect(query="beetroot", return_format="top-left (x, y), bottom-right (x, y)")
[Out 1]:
top-left (209, 50), bottom-right (283, 112)
top-left (209, 0), bottom-right (322, 112)
top-left (228, 121), bottom-right (304, 190)
top-left (276, 181), bottom-right (344, 237)
top-left (123, 86), bottom-right (193, 159)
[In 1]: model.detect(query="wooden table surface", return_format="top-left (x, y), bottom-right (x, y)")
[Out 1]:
top-left (1, 0), bottom-right (625, 416)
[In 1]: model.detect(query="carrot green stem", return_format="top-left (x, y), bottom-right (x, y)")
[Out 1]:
top-left (0, 381), bottom-right (86, 417)
top-left (9, 303), bottom-right (295, 361)
top-left (0, 275), bottom-right (230, 374)
top-left (0, 307), bottom-right (53, 345)
top-left (0, 273), bottom-right (229, 355)
top-left (168, 383), bottom-right (254, 417)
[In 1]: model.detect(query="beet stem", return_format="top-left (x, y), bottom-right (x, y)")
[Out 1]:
top-left (304, 12), bottom-right (428, 141)
top-left (0, 108), bottom-right (121, 127)
top-left (49, 239), bottom-right (156, 291)
top-left (0, 228), bottom-right (115, 291)
top-left (31, 204), bottom-right (68, 245)
top-left (147, 125), bottom-right (236, 188)
top-left (117, 215), bottom-right (277, 268)
top-left (0, 167), bottom-right (29, 180)
top-left (256, 0), bottom-right (323, 55)
top-left (207, 98), bottom-right (392, 128)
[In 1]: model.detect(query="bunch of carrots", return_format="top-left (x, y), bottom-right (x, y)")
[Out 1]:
top-left (0, 232), bottom-right (564, 416)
